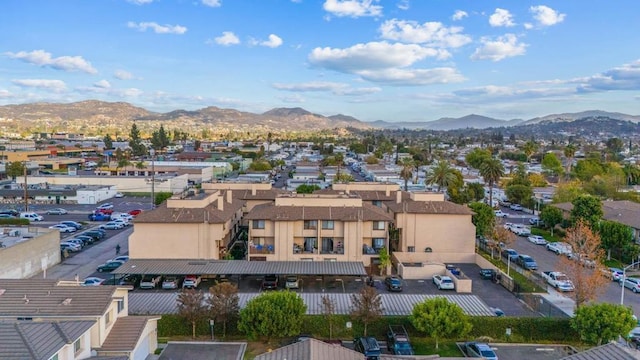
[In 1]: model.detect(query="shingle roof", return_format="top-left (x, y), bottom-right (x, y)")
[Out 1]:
top-left (560, 342), bottom-right (638, 360)
top-left (244, 202), bottom-right (394, 222)
top-left (0, 320), bottom-right (94, 360)
top-left (98, 316), bottom-right (158, 353)
top-left (315, 188), bottom-right (397, 201)
top-left (0, 279), bottom-right (118, 318)
top-left (385, 199), bottom-right (473, 215)
top-left (113, 259), bottom-right (367, 276)
top-left (553, 200), bottom-right (640, 229)
top-left (234, 188), bottom-right (289, 200)
top-left (255, 338), bottom-right (364, 360)
top-left (134, 195), bottom-right (244, 224)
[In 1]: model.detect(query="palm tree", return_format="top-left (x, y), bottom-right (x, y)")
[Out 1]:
top-left (479, 158), bottom-right (504, 207)
top-left (399, 157), bottom-right (415, 191)
top-left (564, 144), bottom-right (576, 179)
top-left (522, 140), bottom-right (539, 164)
top-left (425, 160), bottom-right (457, 192)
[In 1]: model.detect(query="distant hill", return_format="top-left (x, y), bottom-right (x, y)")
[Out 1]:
top-left (370, 114), bottom-right (523, 130)
top-left (523, 110), bottom-right (640, 125)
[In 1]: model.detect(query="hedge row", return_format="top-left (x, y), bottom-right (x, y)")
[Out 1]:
top-left (158, 314), bottom-right (576, 343)
top-left (0, 219), bottom-right (30, 226)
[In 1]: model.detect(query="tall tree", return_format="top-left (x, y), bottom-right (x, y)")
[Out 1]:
top-left (522, 140), bottom-right (539, 163)
top-left (6, 161), bottom-right (25, 180)
top-left (541, 153), bottom-right (564, 178)
top-left (598, 220), bottom-right (634, 261)
top-left (103, 134), bottom-right (113, 150)
top-left (570, 195), bottom-right (603, 228)
top-left (469, 202), bottom-right (495, 237)
top-left (490, 223), bottom-right (515, 260)
top-left (176, 289), bottom-right (207, 339)
top-left (128, 123), bottom-right (146, 157)
top-left (479, 158), bottom-right (504, 207)
top-left (410, 297), bottom-right (472, 349)
top-left (399, 157), bottom-right (415, 191)
top-left (465, 148), bottom-right (492, 169)
top-left (350, 286), bottom-right (383, 336)
top-left (207, 282), bottom-right (240, 338)
top-left (564, 143), bottom-right (577, 178)
top-left (320, 295), bottom-right (337, 340)
top-left (559, 220), bottom-right (608, 308)
top-left (425, 160), bottom-right (457, 192)
top-left (540, 206), bottom-right (563, 236)
top-left (571, 303), bottom-right (636, 346)
top-left (238, 291), bottom-right (307, 341)
top-left (552, 180), bottom-right (585, 203)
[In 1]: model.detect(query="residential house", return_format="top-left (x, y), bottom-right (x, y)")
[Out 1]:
top-left (553, 200), bottom-right (640, 243)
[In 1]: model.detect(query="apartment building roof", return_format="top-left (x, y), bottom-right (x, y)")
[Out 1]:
top-left (134, 196), bottom-right (244, 224)
top-left (315, 188), bottom-right (396, 201)
top-left (255, 338), bottom-right (363, 360)
top-left (113, 259), bottom-right (367, 276)
top-left (98, 316), bottom-right (159, 353)
top-left (554, 200), bottom-right (640, 229)
top-left (233, 188), bottom-right (289, 200)
top-left (244, 202), bottom-right (394, 222)
top-left (560, 342), bottom-right (637, 360)
top-left (0, 320), bottom-right (95, 360)
top-left (0, 279), bottom-right (117, 318)
top-left (385, 198), bottom-right (473, 215)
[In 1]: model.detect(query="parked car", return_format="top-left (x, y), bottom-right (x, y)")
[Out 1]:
top-left (82, 277), bottom-right (105, 286)
top-left (96, 260), bottom-right (124, 273)
top-left (112, 255), bottom-right (129, 262)
top-left (100, 221), bottom-right (124, 230)
top-left (95, 208), bottom-right (114, 215)
top-left (74, 235), bottom-right (94, 245)
top-left (384, 276), bottom-right (403, 292)
top-left (111, 218), bottom-right (130, 227)
top-left (529, 217), bottom-right (545, 226)
top-left (527, 235), bottom-right (547, 245)
top-left (353, 336), bottom-right (381, 360)
top-left (621, 277), bottom-right (640, 293)
top-left (111, 212), bottom-right (134, 221)
top-left (97, 203), bottom-right (114, 210)
top-left (0, 214), bottom-right (16, 219)
top-left (49, 224), bottom-right (77, 233)
top-left (479, 268), bottom-right (496, 280)
top-left (262, 274), bottom-right (279, 290)
top-left (59, 221), bottom-right (83, 230)
top-left (119, 274), bottom-right (141, 288)
top-left (546, 242), bottom-right (572, 255)
top-left (88, 212), bottom-right (111, 221)
top-left (114, 192), bottom-right (124, 198)
top-left (182, 275), bottom-right (201, 289)
top-left (516, 255), bottom-right (538, 270)
top-left (162, 276), bottom-right (181, 289)
top-left (128, 209), bottom-right (143, 217)
top-left (502, 248), bottom-right (519, 262)
top-left (20, 212), bottom-right (43, 221)
top-left (509, 204), bottom-right (523, 211)
top-left (432, 274), bottom-right (455, 290)
top-left (83, 230), bottom-right (105, 240)
top-left (463, 342), bottom-right (498, 360)
top-left (285, 275), bottom-right (300, 289)
top-left (60, 242), bottom-right (81, 252)
top-left (140, 275), bottom-right (162, 289)
top-left (0, 209), bottom-right (19, 217)
top-left (494, 210), bottom-right (508, 218)
top-left (602, 267), bottom-right (625, 281)
top-left (65, 238), bottom-right (85, 249)
top-left (46, 208), bottom-right (68, 215)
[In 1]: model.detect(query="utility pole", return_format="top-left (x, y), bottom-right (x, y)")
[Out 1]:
top-left (23, 161), bottom-right (28, 212)
top-left (150, 149), bottom-right (155, 209)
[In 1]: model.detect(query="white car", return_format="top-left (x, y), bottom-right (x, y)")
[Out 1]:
top-left (527, 235), bottom-right (548, 245)
top-left (114, 192), bottom-right (124, 198)
top-left (285, 275), bottom-right (300, 289)
top-left (82, 277), bottom-right (105, 286)
top-left (111, 218), bottom-right (130, 227)
top-left (49, 224), bottom-right (76, 233)
top-left (111, 213), bottom-right (134, 221)
top-left (432, 274), bottom-right (455, 290)
top-left (100, 221), bottom-right (124, 230)
top-left (546, 242), bottom-right (572, 255)
top-left (509, 204), bottom-right (523, 211)
top-left (494, 210), bottom-right (508, 218)
top-left (513, 226), bottom-right (531, 237)
top-left (96, 203), bottom-right (114, 210)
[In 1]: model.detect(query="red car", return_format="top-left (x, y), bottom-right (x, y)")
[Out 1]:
top-left (128, 209), bottom-right (143, 217)
top-left (96, 208), bottom-right (114, 215)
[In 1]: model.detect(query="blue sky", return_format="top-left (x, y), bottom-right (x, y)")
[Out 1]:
top-left (1, 0), bottom-right (639, 123)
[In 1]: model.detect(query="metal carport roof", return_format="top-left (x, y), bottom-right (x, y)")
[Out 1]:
top-left (112, 259), bottom-right (367, 276)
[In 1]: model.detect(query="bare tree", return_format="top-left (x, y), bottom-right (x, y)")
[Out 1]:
top-left (207, 282), bottom-right (240, 338)
top-left (489, 223), bottom-right (515, 259)
top-left (558, 220), bottom-right (609, 308)
top-left (350, 286), bottom-right (383, 336)
top-left (177, 289), bottom-right (207, 338)
top-left (320, 295), bottom-right (337, 340)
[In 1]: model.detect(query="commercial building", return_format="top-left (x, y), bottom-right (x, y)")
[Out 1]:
top-left (0, 227), bottom-right (60, 279)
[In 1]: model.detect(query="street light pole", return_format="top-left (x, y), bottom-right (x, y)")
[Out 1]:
top-left (621, 260), bottom-right (640, 305)
top-left (23, 161), bottom-right (28, 212)
top-left (150, 149), bottom-right (155, 209)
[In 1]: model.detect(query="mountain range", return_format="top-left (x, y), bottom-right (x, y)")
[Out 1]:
top-left (0, 100), bottom-right (638, 132)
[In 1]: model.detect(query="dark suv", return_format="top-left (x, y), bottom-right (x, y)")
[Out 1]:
top-left (261, 275), bottom-right (279, 290)
top-left (354, 337), bottom-right (381, 360)
top-left (384, 276), bottom-right (403, 292)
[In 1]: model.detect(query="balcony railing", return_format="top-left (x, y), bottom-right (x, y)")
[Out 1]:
top-left (249, 244), bottom-right (275, 254)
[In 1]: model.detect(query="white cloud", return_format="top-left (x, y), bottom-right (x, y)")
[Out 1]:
top-left (12, 79), bottom-right (66, 92)
top-left (309, 41), bottom-right (449, 72)
top-left (0, 90), bottom-right (12, 99)
top-left (94, 80), bottom-right (111, 88)
top-left (576, 59), bottom-right (640, 92)
top-left (323, 0), bottom-right (382, 18)
top-left (272, 81), bottom-right (382, 95)
top-left (127, 0), bottom-right (153, 4)
top-left (489, 8), bottom-right (515, 27)
top-left (356, 67), bottom-right (464, 85)
top-left (524, 23), bottom-right (534, 30)
top-left (202, 0), bottom-right (221, 7)
top-left (251, 34), bottom-right (283, 48)
top-left (397, 0), bottom-right (409, 10)
top-left (114, 69), bottom-right (134, 80)
top-left (279, 94), bottom-right (305, 103)
top-left (379, 19), bottom-right (471, 48)
top-left (530, 5), bottom-right (566, 27)
top-left (452, 10), bottom-right (468, 21)
top-left (6, 50), bottom-right (97, 74)
top-left (471, 34), bottom-right (527, 61)
top-left (212, 31), bottom-right (240, 46)
top-left (127, 21), bottom-right (187, 34)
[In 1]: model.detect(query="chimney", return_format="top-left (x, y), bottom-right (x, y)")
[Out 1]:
top-left (251, 184), bottom-right (256, 196)
top-left (217, 195), bottom-right (224, 211)
top-left (386, 186), bottom-right (390, 197)
top-left (396, 191), bottom-right (402, 204)
top-left (226, 190), bottom-right (232, 203)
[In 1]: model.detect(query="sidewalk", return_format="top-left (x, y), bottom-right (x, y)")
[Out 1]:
top-left (540, 287), bottom-right (576, 317)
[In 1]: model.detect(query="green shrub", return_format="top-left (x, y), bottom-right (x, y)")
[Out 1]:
top-left (0, 219), bottom-right (30, 226)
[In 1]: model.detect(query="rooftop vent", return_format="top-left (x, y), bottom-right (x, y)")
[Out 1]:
top-left (62, 298), bottom-right (72, 306)
top-left (0, 289), bottom-right (5, 296)
top-left (23, 295), bottom-right (29, 304)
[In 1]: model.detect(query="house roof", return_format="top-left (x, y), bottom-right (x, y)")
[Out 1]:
top-left (244, 202), bottom-right (394, 222)
top-left (112, 259), bottom-right (367, 276)
top-left (255, 338), bottom-right (364, 360)
top-left (0, 279), bottom-right (117, 318)
top-left (560, 342), bottom-right (638, 360)
top-left (553, 200), bottom-right (640, 230)
top-left (0, 320), bottom-right (95, 360)
top-left (98, 316), bottom-right (158, 353)
top-left (134, 195), bottom-right (244, 224)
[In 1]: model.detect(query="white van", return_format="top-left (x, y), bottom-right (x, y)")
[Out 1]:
top-left (20, 212), bottom-right (43, 221)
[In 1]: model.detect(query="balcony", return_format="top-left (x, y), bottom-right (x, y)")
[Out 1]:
top-left (249, 243), bottom-right (275, 254)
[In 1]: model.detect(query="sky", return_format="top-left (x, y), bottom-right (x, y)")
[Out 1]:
top-left (1, 0), bottom-right (640, 123)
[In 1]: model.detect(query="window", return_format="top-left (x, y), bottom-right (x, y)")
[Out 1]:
top-left (372, 200), bottom-right (382, 207)
top-left (252, 220), bottom-right (265, 229)
top-left (105, 311), bottom-right (111, 326)
top-left (74, 339), bottom-right (81, 353)
top-left (408, 246), bottom-right (415, 253)
top-left (373, 238), bottom-right (385, 250)
top-left (48, 354), bottom-right (59, 360)
top-left (373, 221), bottom-right (385, 230)
top-left (117, 300), bottom-right (124, 313)
top-left (304, 220), bottom-right (317, 230)
top-left (321, 237), bottom-right (334, 253)
top-left (322, 220), bottom-right (334, 230)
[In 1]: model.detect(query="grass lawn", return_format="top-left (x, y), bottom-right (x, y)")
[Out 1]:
top-left (480, 253), bottom-right (544, 292)
top-left (531, 227), bottom-right (562, 243)
top-left (412, 338), bottom-right (463, 357)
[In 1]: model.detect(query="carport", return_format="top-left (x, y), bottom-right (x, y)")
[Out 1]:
top-left (112, 259), bottom-right (367, 291)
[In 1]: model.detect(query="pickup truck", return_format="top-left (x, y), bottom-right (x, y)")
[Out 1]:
top-left (541, 271), bottom-right (575, 292)
top-left (545, 242), bottom-right (572, 255)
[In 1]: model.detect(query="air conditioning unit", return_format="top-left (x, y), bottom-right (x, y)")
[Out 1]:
top-left (8, 230), bottom-right (20, 237)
